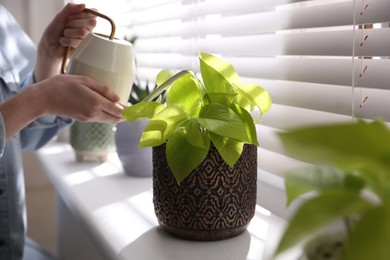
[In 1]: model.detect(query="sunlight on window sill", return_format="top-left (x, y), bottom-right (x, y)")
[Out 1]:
top-left (90, 192), bottom-right (276, 257)
top-left (62, 158), bottom-right (123, 186)
top-left (91, 189), bottom-right (157, 253)
top-left (39, 143), bottom-right (73, 155)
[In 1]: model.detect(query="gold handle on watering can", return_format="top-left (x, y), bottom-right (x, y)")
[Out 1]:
top-left (61, 8), bottom-right (117, 74)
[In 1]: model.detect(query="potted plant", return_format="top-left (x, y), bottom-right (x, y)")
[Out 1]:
top-left (274, 119), bottom-right (390, 259)
top-left (70, 120), bottom-right (116, 163)
top-left (115, 78), bottom-right (159, 177)
top-left (122, 52), bottom-right (272, 240)
top-left (115, 35), bottom-right (163, 177)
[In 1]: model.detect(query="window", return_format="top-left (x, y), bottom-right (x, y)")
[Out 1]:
top-left (71, 0), bottom-right (390, 218)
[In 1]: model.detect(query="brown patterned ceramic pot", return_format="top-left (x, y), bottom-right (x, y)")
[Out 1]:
top-left (152, 143), bottom-right (257, 241)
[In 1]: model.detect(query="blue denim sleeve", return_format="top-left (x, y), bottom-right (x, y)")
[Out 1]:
top-left (19, 72), bottom-right (74, 151)
top-left (20, 116), bottom-right (73, 151)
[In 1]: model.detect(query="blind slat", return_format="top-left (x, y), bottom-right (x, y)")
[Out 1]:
top-left (134, 28), bottom-right (390, 57)
top-left (135, 54), bottom-right (390, 89)
top-left (258, 148), bottom-right (308, 178)
top-left (131, 0), bottom-right (302, 13)
top-left (255, 79), bottom-right (390, 122)
top-left (128, 0), bottom-right (305, 25)
top-left (260, 104), bottom-right (352, 129)
top-left (253, 80), bottom-right (353, 117)
top-left (228, 57), bottom-right (390, 90)
top-left (128, 0), bottom-right (390, 37)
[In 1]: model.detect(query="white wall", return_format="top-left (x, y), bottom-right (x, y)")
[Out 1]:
top-left (0, 0), bottom-right (63, 44)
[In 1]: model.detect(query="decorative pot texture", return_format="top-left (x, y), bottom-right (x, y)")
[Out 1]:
top-left (115, 120), bottom-right (152, 177)
top-left (70, 121), bottom-right (115, 163)
top-left (153, 143), bottom-right (257, 241)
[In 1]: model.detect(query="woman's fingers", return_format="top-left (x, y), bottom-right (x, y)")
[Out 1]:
top-left (37, 75), bottom-right (124, 124)
top-left (81, 78), bottom-right (120, 103)
top-left (60, 11), bottom-right (96, 48)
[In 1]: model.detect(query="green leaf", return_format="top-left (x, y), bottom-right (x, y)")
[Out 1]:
top-left (230, 103), bottom-right (258, 145)
top-left (284, 165), bottom-right (365, 205)
top-left (139, 105), bottom-right (188, 146)
top-left (278, 120), bottom-right (390, 174)
top-left (234, 83), bottom-right (272, 120)
top-left (284, 182), bottom-right (311, 208)
top-left (344, 174), bottom-right (366, 192)
top-left (166, 73), bottom-right (202, 115)
top-left (139, 120), bottom-right (167, 147)
top-left (166, 128), bottom-right (210, 183)
top-left (197, 103), bottom-right (249, 142)
top-left (200, 52), bottom-right (240, 83)
top-left (275, 190), bottom-right (373, 255)
top-left (184, 119), bottom-right (209, 149)
top-left (344, 204), bottom-right (390, 260)
top-left (204, 92), bottom-right (237, 106)
top-left (199, 52), bottom-right (237, 93)
top-left (153, 105), bottom-right (188, 140)
top-left (210, 132), bottom-right (244, 167)
top-left (122, 102), bottom-right (165, 122)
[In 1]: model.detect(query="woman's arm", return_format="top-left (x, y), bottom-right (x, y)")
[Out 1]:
top-left (0, 74), bottom-right (123, 139)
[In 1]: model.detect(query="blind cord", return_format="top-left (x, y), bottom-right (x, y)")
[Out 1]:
top-left (352, 0), bottom-right (357, 122)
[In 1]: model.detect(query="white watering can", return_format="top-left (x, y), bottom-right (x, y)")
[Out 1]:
top-left (61, 8), bottom-right (135, 106)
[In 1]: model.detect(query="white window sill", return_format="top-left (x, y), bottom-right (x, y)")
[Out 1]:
top-left (34, 142), bottom-right (301, 260)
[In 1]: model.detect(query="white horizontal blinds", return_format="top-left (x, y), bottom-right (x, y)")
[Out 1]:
top-left (122, 0), bottom-right (389, 178)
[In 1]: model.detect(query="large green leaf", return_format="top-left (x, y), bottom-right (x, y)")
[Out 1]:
top-left (197, 103), bottom-right (249, 142)
top-left (199, 52), bottom-right (237, 93)
top-left (275, 190), bottom-right (373, 255)
top-left (184, 119), bottom-right (209, 149)
top-left (200, 52), bottom-right (240, 83)
top-left (230, 103), bottom-right (258, 145)
top-left (152, 105), bottom-right (189, 140)
top-left (234, 83), bottom-right (272, 120)
top-left (285, 165), bottom-right (365, 205)
top-left (139, 120), bottom-right (167, 147)
top-left (166, 128), bottom-right (210, 183)
top-left (344, 204), bottom-right (390, 260)
top-left (209, 132), bottom-right (244, 167)
top-left (139, 105), bottom-right (188, 146)
top-left (204, 92), bottom-right (237, 106)
top-left (278, 120), bottom-right (390, 174)
top-left (166, 73), bottom-right (202, 115)
top-left (122, 102), bottom-right (165, 122)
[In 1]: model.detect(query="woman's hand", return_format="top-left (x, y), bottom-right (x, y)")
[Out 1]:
top-left (37, 74), bottom-right (124, 123)
top-left (35, 3), bottom-right (96, 81)
top-left (0, 75), bottom-right (124, 139)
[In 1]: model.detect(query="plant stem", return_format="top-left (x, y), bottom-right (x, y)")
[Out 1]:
top-left (142, 70), bottom-right (189, 102)
top-left (343, 216), bottom-right (353, 238)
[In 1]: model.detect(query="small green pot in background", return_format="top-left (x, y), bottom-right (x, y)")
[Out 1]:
top-left (70, 121), bottom-right (116, 163)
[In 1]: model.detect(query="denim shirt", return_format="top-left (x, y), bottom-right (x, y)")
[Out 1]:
top-left (0, 5), bottom-right (72, 259)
